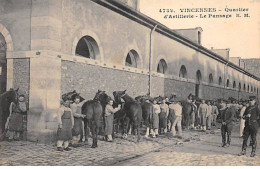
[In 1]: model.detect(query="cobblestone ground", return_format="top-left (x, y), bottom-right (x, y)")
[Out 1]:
top-left (0, 122), bottom-right (259, 166)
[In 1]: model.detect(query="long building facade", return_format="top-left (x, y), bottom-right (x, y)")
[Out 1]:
top-left (0, 0), bottom-right (259, 143)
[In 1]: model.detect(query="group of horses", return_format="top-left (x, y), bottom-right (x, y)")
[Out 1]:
top-left (0, 88), bottom-right (196, 148)
top-left (62, 90), bottom-right (196, 148)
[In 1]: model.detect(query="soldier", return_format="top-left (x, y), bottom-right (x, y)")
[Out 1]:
top-left (212, 101), bottom-right (219, 126)
top-left (151, 99), bottom-right (160, 138)
top-left (57, 97), bottom-right (74, 151)
top-left (206, 100), bottom-right (213, 130)
top-left (168, 100), bottom-right (183, 138)
top-left (239, 101), bottom-right (247, 137)
top-left (159, 98), bottom-right (169, 134)
top-left (70, 95), bottom-right (87, 147)
top-left (238, 96), bottom-right (259, 157)
top-left (220, 99), bottom-right (235, 147)
top-left (104, 98), bottom-right (121, 142)
top-left (198, 99), bottom-right (207, 131)
top-left (190, 97), bottom-right (197, 129)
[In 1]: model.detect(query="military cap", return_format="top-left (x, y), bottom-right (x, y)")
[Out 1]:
top-left (249, 96), bottom-right (256, 101)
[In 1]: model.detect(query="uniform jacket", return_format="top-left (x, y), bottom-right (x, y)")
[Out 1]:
top-left (243, 105), bottom-right (259, 125)
top-left (221, 106), bottom-right (235, 124)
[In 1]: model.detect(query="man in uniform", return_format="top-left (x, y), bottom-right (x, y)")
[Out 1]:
top-left (212, 101), bottom-right (219, 126)
top-left (238, 96), bottom-right (259, 157)
top-left (220, 99), bottom-right (235, 147)
top-left (198, 99), bottom-right (208, 131)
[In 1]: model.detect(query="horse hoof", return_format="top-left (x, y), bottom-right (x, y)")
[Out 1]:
top-left (144, 135), bottom-right (148, 138)
top-left (91, 145), bottom-right (97, 148)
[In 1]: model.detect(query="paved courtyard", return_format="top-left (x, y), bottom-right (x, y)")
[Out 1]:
top-left (0, 122), bottom-right (259, 166)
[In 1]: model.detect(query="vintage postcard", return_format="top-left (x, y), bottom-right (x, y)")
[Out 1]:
top-left (0, 0), bottom-right (259, 166)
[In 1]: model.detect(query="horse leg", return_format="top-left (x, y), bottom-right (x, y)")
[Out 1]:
top-left (91, 121), bottom-right (98, 148)
top-left (123, 117), bottom-right (130, 139)
top-left (134, 121), bottom-right (141, 142)
top-left (84, 119), bottom-right (89, 143)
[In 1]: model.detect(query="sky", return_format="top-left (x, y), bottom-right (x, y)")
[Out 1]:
top-left (139, 0), bottom-right (260, 59)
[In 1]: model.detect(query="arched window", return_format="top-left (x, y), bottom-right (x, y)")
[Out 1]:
top-left (233, 81), bottom-right (236, 89)
top-left (208, 74), bottom-right (213, 84)
top-left (75, 35), bottom-right (99, 59)
top-left (247, 85), bottom-right (249, 92)
top-left (157, 59), bottom-right (167, 74)
top-left (251, 86), bottom-right (253, 92)
top-left (218, 77), bottom-right (222, 85)
top-left (238, 83), bottom-right (241, 91)
top-left (254, 87), bottom-right (256, 92)
top-left (257, 88), bottom-right (259, 94)
top-left (179, 65), bottom-right (187, 78)
top-left (125, 50), bottom-right (139, 68)
top-left (226, 79), bottom-right (230, 87)
top-left (243, 84), bottom-right (246, 91)
top-left (196, 70), bottom-right (202, 83)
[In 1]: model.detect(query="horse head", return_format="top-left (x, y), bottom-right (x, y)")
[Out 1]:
top-left (62, 90), bottom-right (85, 102)
top-left (154, 95), bottom-right (163, 104)
top-left (93, 90), bottom-right (105, 100)
top-left (8, 88), bottom-right (19, 103)
top-left (113, 90), bottom-right (126, 103)
top-left (94, 90), bottom-right (111, 105)
top-left (135, 94), bottom-right (153, 103)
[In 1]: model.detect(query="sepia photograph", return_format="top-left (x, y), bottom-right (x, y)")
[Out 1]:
top-left (0, 0), bottom-right (259, 166)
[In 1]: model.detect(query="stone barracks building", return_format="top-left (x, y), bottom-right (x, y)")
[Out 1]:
top-left (0, 0), bottom-right (259, 143)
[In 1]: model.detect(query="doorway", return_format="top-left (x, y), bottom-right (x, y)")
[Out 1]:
top-left (0, 33), bottom-right (7, 94)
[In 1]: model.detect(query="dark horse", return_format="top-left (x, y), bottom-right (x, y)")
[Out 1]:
top-left (62, 90), bottom-right (102, 148)
top-left (0, 88), bottom-right (19, 140)
top-left (135, 95), bottom-right (154, 137)
top-left (93, 90), bottom-right (125, 137)
top-left (179, 100), bottom-right (194, 130)
top-left (113, 90), bottom-right (142, 141)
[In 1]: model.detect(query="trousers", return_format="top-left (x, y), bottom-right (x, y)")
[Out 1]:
top-left (242, 122), bottom-right (258, 153)
top-left (221, 123), bottom-right (233, 145)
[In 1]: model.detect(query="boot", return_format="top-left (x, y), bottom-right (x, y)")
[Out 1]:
top-left (250, 144), bottom-right (256, 157)
top-left (57, 147), bottom-right (63, 152)
top-left (64, 147), bottom-right (71, 151)
top-left (238, 148), bottom-right (246, 156)
top-left (250, 151), bottom-right (256, 157)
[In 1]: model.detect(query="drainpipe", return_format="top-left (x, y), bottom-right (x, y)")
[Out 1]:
top-left (148, 24), bottom-right (157, 96)
top-left (223, 61), bottom-right (229, 99)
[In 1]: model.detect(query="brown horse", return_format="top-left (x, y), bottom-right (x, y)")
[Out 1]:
top-left (113, 90), bottom-right (142, 141)
top-left (135, 95), bottom-right (154, 137)
top-left (0, 88), bottom-right (19, 140)
top-left (62, 90), bottom-right (102, 148)
top-left (179, 101), bottom-right (194, 130)
top-left (93, 90), bottom-right (125, 137)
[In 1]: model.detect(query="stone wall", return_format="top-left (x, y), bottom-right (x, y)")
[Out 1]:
top-left (13, 58), bottom-right (30, 100)
top-left (61, 60), bottom-right (149, 100)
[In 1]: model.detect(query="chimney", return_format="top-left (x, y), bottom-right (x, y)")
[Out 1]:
top-left (114, 0), bottom-right (140, 11)
top-left (174, 27), bottom-right (203, 45)
top-left (210, 48), bottom-right (230, 60)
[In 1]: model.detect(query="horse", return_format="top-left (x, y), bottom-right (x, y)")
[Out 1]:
top-left (0, 88), bottom-right (19, 140)
top-left (62, 90), bottom-right (102, 148)
top-left (62, 90), bottom-right (84, 102)
top-left (113, 90), bottom-right (142, 141)
top-left (135, 95), bottom-right (154, 137)
top-left (93, 90), bottom-right (126, 138)
top-left (179, 100), bottom-right (195, 130)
